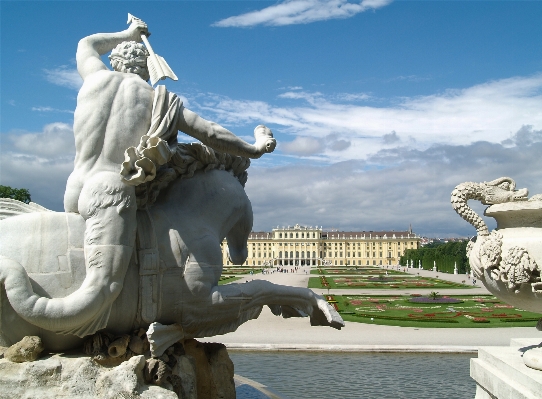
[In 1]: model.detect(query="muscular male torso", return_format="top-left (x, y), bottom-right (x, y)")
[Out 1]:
top-left (64, 70), bottom-right (153, 212)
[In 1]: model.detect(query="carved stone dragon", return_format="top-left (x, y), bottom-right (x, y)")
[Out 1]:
top-left (451, 177), bottom-right (529, 236)
top-left (451, 177), bottom-right (542, 294)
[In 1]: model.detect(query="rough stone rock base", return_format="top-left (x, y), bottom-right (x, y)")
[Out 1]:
top-left (471, 338), bottom-right (542, 399)
top-left (0, 340), bottom-right (234, 399)
top-left (184, 339), bottom-right (235, 399)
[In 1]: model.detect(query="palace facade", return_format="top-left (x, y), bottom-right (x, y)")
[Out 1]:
top-left (221, 224), bottom-right (420, 267)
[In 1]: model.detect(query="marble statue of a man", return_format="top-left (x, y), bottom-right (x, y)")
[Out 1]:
top-left (60, 18), bottom-right (276, 334)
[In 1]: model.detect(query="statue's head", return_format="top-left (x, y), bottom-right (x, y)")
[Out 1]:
top-left (109, 41), bottom-right (150, 82)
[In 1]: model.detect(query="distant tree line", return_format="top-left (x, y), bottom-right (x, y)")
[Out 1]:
top-left (0, 185), bottom-right (31, 204)
top-left (400, 240), bottom-right (469, 274)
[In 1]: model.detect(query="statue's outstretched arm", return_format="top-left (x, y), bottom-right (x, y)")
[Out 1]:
top-left (76, 19), bottom-right (148, 80)
top-left (178, 107), bottom-right (276, 159)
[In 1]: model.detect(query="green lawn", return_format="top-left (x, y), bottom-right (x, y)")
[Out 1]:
top-left (221, 267), bottom-right (262, 275)
top-left (328, 294), bottom-right (542, 328)
top-left (218, 276), bottom-right (242, 285)
top-left (308, 275), bottom-right (472, 290)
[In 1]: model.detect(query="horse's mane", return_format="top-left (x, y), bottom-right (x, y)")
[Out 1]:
top-left (135, 142), bottom-right (250, 209)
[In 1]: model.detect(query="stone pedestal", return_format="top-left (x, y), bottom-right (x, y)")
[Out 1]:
top-left (0, 339), bottom-right (235, 399)
top-left (471, 338), bottom-right (542, 399)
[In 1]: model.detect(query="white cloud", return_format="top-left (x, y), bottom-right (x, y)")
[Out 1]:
top-left (32, 106), bottom-right (74, 114)
top-left (382, 130), bottom-right (400, 145)
top-left (213, 0), bottom-right (393, 28)
top-left (44, 66), bottom-right (82, 90)
top-left (332, 92), bottom-right (372, 102)
top-left (281, 136), bottom-right (324, 155)
top-left (4, 122), bottom-right (541, 237)
top-left (247, 133), bottom-right (542, 237)
top-left (190, 74), bottom-right (542, 161)
top-left (0, 123), bottom-right (75, 211)
top-left (278, 90), bottom-right (322, 105)
top-left (501, 125), bottom-right (542, 147)
top-left (386, 75), bottom-right (432, 83)
top-left (5, 123), bottom-right (75, 158)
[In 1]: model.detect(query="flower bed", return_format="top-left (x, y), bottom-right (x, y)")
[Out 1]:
top-left (331, 295), bottom-right (542, 328)
top-left (367, 277), bottom-right (396, 282)
top-left (409, 297), bottom-right (463, 304)
top-left (474, 298), bottom-right (500, 303)
top-left (317, 276), bottom-right (471, 290)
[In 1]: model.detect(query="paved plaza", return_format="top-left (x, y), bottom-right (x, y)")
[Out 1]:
top-left (203, 266), bottom-right (542, 352)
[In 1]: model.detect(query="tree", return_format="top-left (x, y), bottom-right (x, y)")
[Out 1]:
top-left (0, 185), bottom-right (31, 204)
top-left (401, 240), bottom-right (470, 274)
top-left (429, 291), bottom-right (440, 300)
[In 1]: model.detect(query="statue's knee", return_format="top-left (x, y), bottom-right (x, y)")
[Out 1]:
top-left (229, 247), bottom-right (248, 265)
top-left (108, 281), bottom-right (124, 298)
top-left (185, 278), bottom-right (213, 300)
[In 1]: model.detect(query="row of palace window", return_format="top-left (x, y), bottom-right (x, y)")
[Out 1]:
top-left (250, 241), bottom-right (414, 248)
top-left (228, 259), bottom-right (392, 266)
top-left (278, 251), bottom-right (318, 258)
top-left (246, 250), bottom-right (402, 259)
top-left (326, 251), bottom-right (400, 258)
top-left (277, 232), bottom-right (319, 239)
top-left (322, 242), bottom-right (411, 248)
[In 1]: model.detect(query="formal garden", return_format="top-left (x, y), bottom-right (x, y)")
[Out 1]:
top-left (326, 294), bottom-right (542, 328)
top-left (308, 275), bottom-right (471, 289)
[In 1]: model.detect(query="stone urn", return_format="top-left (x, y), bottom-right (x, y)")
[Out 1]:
top-left (451, 177), bottom-right (542, 370)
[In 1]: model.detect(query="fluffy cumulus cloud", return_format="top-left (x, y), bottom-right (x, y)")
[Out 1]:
top-left (382, 130), bottom-right (400, 145)
top-left (502, 124), bottom-right (542, 147)
top-left (44, 66), bottom-right (82, 90)
top-left (191, 74), bottom-right (542, 162)
top-left (0, 123), bottom-right (75, 210)
top-left (213, 0), bottom-right (393, 28)
top-left (281, 134), bottom-right (351, 155)
top-left (246, 129), bottom-right (542, 237)
top-left (281, 136), bottom-right (324, 155)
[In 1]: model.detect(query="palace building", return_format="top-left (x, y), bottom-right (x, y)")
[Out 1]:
top-left (221, 224), bottom-right (420, 267)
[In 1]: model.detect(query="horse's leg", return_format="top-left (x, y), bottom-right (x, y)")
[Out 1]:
top-left (180, 180), bottom-right (252, 296)
top-left (182, 230), bottom-right (224, 299)
top-left (180, 276), bottom-right (344, 338)
top-left (209, 280), bottom-right (344, 329)
top-left (224, 202), bottom-right (252, 265)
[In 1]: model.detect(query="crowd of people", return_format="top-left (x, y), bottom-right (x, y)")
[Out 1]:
top-left (261, 266), bottom-right (309, 275)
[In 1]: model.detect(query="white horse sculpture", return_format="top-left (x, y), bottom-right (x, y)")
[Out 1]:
top-left (0, 144), bottom-right (344, 351)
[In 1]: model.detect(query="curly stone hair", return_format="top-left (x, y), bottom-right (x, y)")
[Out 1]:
top-left (109, 41), bottom-right (150, 82)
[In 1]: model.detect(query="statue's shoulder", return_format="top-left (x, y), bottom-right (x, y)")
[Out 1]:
top-left (81, 70), bottom-right (149, 92)
top-left (78, 70), bottom-right (120, 95)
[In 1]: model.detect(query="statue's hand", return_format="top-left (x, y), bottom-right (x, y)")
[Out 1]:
top-left (253, 125), bottom-right (276, 157)
top-left (127, 17), bottom-right (149, 42)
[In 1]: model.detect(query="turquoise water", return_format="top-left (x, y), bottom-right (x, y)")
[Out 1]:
top-left (230, 351), bottom-right (475, 399)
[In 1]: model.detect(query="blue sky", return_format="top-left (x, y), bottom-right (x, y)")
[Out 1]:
top-left (2, 1), bottom-right (542, 237)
